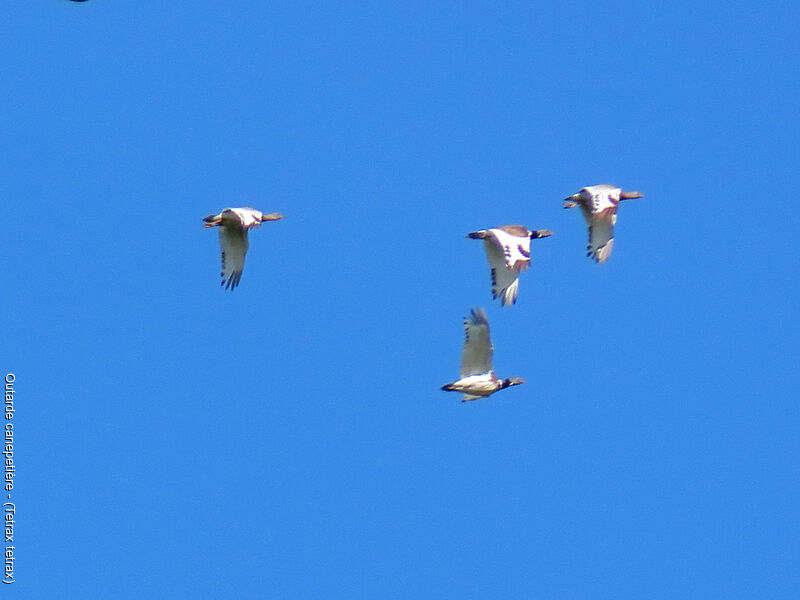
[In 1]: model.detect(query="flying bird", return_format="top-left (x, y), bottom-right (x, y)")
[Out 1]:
top-left (441, 308), bottom-right (525, 402)
top-left (468, 226), bottom-right (553, 306)
top-left (563, 184), bottom-right (643, 263)
top-left (203, 207), bottom-right (283, 290)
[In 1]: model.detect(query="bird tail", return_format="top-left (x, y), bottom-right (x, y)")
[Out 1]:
top-left (203, 214), bottom-right (222, 227)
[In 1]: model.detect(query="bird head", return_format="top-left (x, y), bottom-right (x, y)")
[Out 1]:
top-left (502, 377), bottom-right (526, 388)
top-left (260, 213), bottom-right (284, 222)
top-left (530, 229), bottom-right (553, 239)
top-left (619, 190), bottom-right (644, 200)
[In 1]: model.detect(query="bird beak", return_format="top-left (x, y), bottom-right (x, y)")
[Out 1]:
top-left (261, 213), bottom-right (284, 222)
top-left (620, 191), bottom-right (644, 200)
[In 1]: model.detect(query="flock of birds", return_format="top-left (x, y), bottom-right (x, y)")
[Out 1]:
top-left (68, 0), bottom-right (646, 402)
top-left (204, 183), bottom-right (644, 402)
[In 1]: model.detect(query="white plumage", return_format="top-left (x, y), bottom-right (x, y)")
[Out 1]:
top-left (564, 184), bottom-right (643, 263)
top-left (468, 225), bottom-right (553, 306)
top-left (203, 207), bottom-right (283, 290)
top-left (441, 308), bottom-right (525, 402)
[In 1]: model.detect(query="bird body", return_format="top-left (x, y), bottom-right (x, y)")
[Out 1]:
top-left (203, 207), bottom-right (283, 290)
top-left (468, 226), bottom-right (552, 306)
top-left (441, 308), bottom-right (525, 402)
top-left (442, 373), bottom-right (515, 402)
top-left (563, 184), bottom-right (643, 263)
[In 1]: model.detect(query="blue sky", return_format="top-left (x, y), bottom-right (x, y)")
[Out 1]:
top-left (3, 1), bottom-right (799, 598)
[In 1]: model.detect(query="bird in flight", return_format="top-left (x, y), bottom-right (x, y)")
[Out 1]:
top-left (563, 184), bottom-right (643, 263)
top-left (468, 225), bottom-right (553, 306)
top-left (203, 207), bottom-right (283, 290)
top-left (441, 308), bottom-right (525, 402)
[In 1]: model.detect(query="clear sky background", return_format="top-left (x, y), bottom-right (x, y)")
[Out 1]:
top-left (3, 1), bottom-right (799, 598)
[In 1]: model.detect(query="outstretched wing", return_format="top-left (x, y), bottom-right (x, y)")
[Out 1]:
top-left (219, 224), bottom-right (249, 290)
top-left (587, 208), bottom-right (617, 263)
top-left (460, 308), bottom-right (494, 378)
top-left (492, 227), bottom-right (531, 269)
top-left (587, 186), bottom-right (619, 214)
top-left (483, 237), bottom-right (522, 306)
